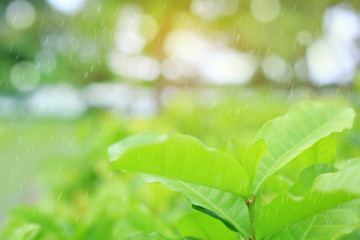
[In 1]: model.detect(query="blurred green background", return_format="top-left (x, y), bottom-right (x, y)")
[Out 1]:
top-left (1, 0), bottom-right (360, 239)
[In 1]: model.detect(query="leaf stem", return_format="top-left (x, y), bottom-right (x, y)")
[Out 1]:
top-left (246, 195), bottom-right (256, 240)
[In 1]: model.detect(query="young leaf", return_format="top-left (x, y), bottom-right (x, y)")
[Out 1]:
top-left (109, 132), bottom-right (249, 196)
top-left (252, 101), bottom-right (355, 194)
top-left (256, 158), bottom-right (360, 238)
top-left (228, 138), bottom-right (267, 192)
top-left (177, 212), bottom-right (239, 240)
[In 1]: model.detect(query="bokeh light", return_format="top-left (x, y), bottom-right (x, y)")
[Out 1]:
top-left (262, 55), bottom-right (293, 83)
top-left (35, 49), bottom-right (57, 73)
top-left (26, 84), bottom-right (86, 118)
top-left (77, 38), bottom-right (99, 63)
top-left (198, 48), bottom-right (258, 84)
top-left (296, 30), bottom-right (313, 46)
top-left (46, 0), bottom-right (87, 14)
top-left (190, 0), bottom-right (239, 20)
top-left (164, 30), bottom-right (209, 64)
top-left (162, 58), bottom-right (197, 82)
top-left (115, 30), bottom-right (146, 55)
top-left (250, 0), bottom-right (281, 22)
top-left (10, 62), bottom-right (40, 91)
top-left (324, 5), bottom-right (360, 42)
top-left (108, 52), bottom-right (161, 81)
top-left (307, 39), bottom-right (356, 85)
top-left (5, 0), bottom-right (36, 30)
top-left (306, 5), bottom-right (360, 86)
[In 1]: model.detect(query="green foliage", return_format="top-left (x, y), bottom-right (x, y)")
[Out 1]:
top-left (251, 101), bottom-right (355, 194)
top-left (228, 138), bottom-right (267, 195)
top-left (269, 208), bottom-right (359, 240)
top-left (2, 97), bottom-right (360, 240)
top-left (143, 175), bottom-right (250, 237)
top-left (109, 133), bottom-right (249, 196)
top-left (256, 159), bottom-right (360, 238)
top-left (110, 101), bottom-right (360, 239)
top-left (0, 223), bottom-right (40, 240)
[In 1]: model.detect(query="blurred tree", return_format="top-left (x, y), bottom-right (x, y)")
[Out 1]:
top-left (0, 0), bottom-right (360, 94)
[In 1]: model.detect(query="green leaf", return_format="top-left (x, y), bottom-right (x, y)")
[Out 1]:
top-left (337, 230), bottom-right (360, 240)
top-left (177, 212), bottom-right (239, 240)
top-left (256, 158), bottom-right (360, 238)
top-left (288, 163), bottom-right (337, 196)
top-left (260, 174), bottom-right (294, 199)
top-left (10, 205), bottom-right (66, 239)
top-left (142, 175), bottom-right (250, 238)
top-left (268, 208), bottom-right (359, 240)
top-left (1, 224), bottom-right (40, 240)
top-left (252, 101), bottom-right (355, 194)
top-left (191, 205), bottom-right (238, 232)
top-left (277, 136), bottom-right (336, 182)
top-left (260, 137), bottom-right (337, 199)
top-left (313, 158), bottom-right (360, 194)
top-left (109, 132), bottom-right (249, 196)
top-left (228, 138), bottom-right (267, 192)
top-left (124, 232), bottom-right (185, 240)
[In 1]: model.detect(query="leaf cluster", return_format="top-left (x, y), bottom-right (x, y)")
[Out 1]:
top-left (109, 101), bottom-right (360, 239)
